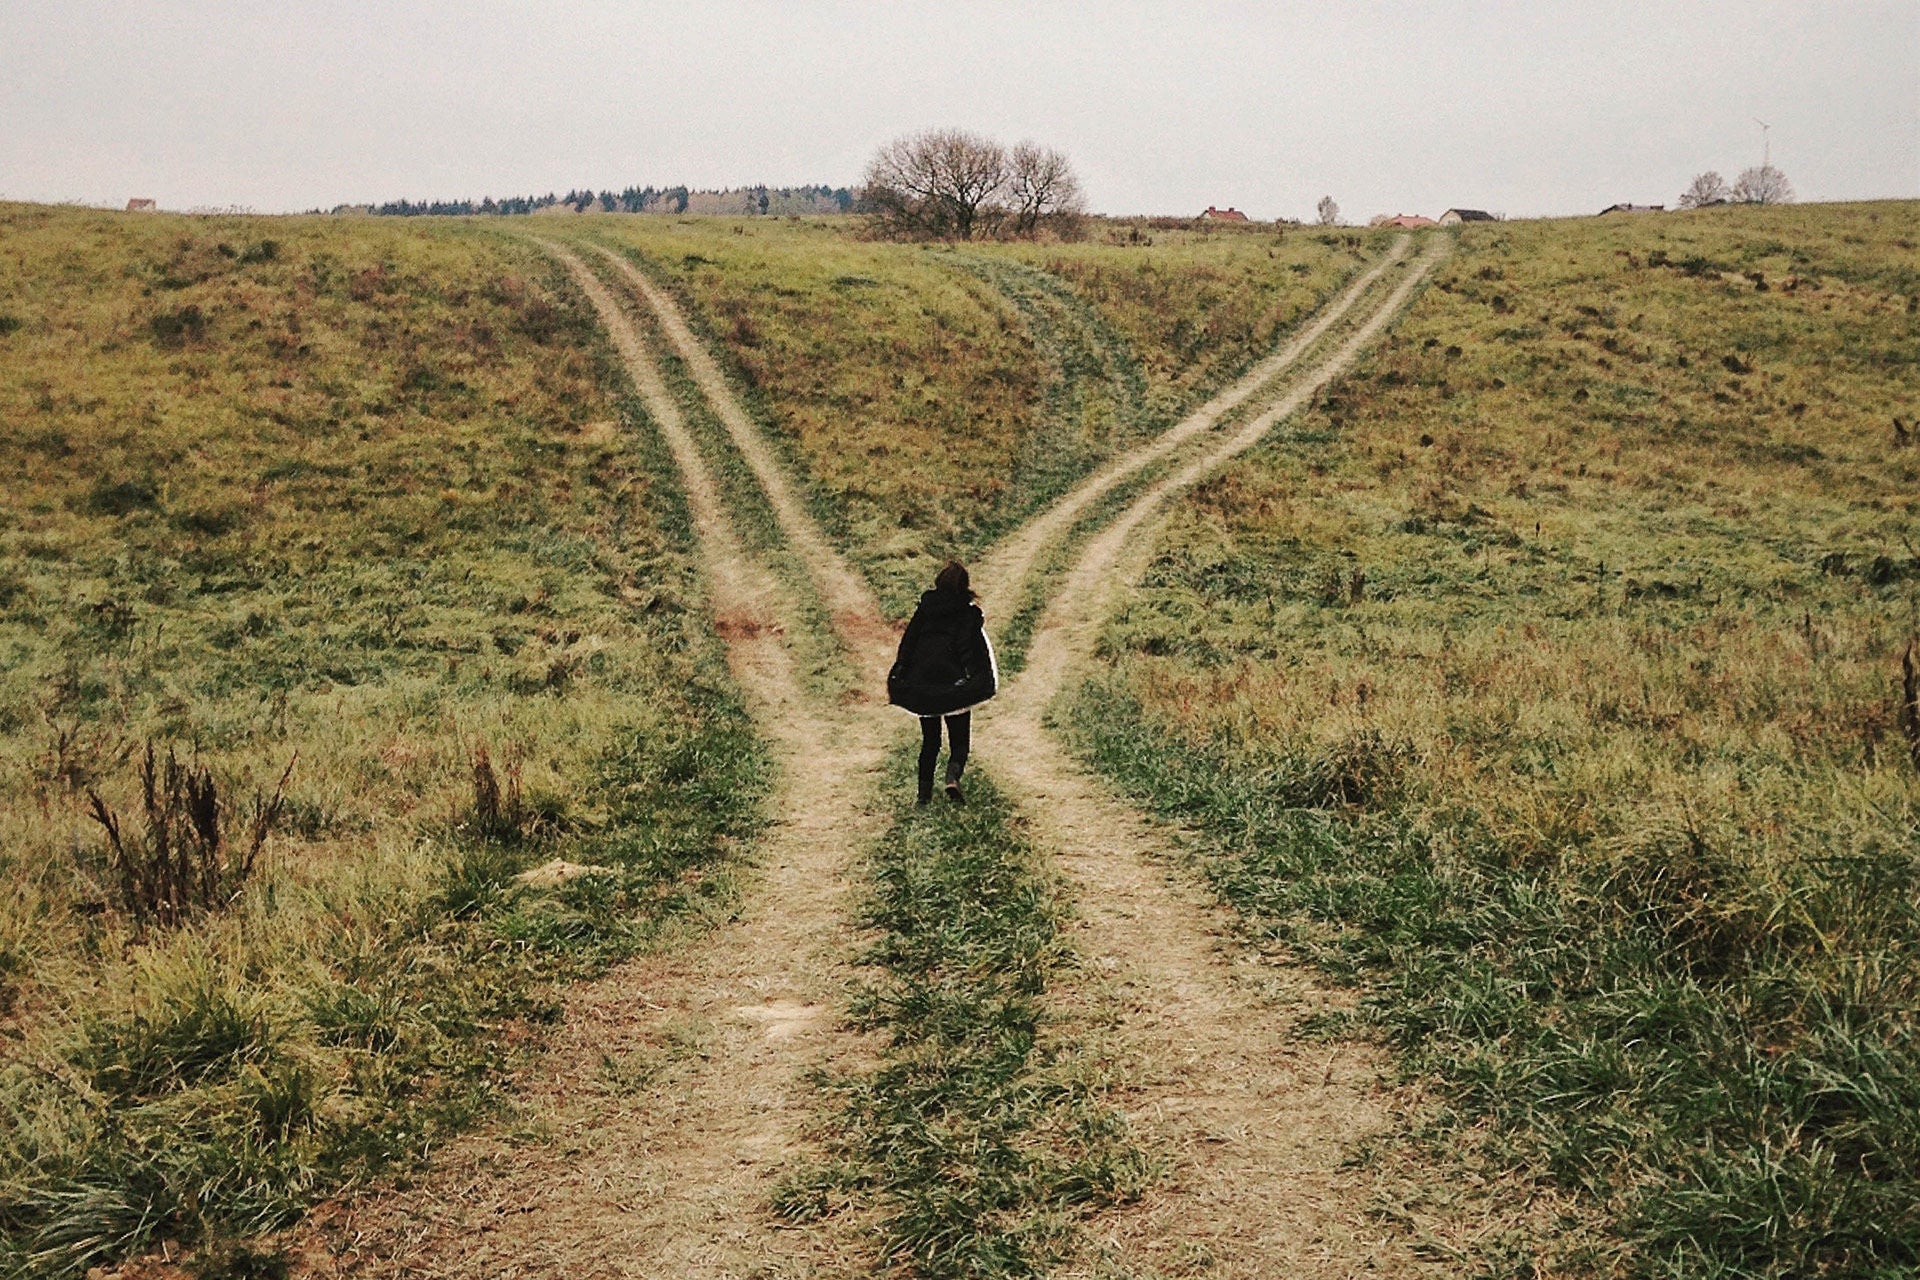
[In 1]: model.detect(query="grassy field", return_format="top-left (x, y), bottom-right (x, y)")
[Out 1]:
top-left (0, 204), bottom-right (766, 1275)
top-left (1063, 201), bottom-right (1920, 1276)
top-left (0, 203), bottom-right (1368, 1276)
top-left (8, 195), bottom-right (1915, 1278)
top-left (572, 218), bottom-right (1365, 613)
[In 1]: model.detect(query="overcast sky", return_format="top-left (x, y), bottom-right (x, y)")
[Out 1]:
top-left (3, 1), bottom-right (1915, 219)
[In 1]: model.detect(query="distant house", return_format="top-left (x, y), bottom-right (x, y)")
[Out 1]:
top-left (1599, 203), bottom-right (1663, 215)
top-left (1198, 206), bottom-right (1249, 222)
top-left (1374, 214), bottom-right (1437, 229)
top-left (125, 198), bottom-right (157, 212)
top-left (1438, 208), bottom-right (1494, 225)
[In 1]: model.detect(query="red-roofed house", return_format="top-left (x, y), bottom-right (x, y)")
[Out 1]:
top-left (1198, 206), bottom-right (1250, 222)
top-left (126, 198), bottom-right (157, 212)
top-left (1372, 213), bottom-right (1437, 229)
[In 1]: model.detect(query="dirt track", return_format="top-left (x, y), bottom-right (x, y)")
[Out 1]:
top-left (984, 237), bottom-right (1450, 1276)
top-left (972, 237), bottom-right (1411, 620)
top-left (588, 245), bottom-right (896, 679)
top-left (298, 232), bottom-right (1447, 1278)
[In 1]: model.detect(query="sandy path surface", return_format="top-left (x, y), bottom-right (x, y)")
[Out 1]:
top-left (984, 237), bottom-right (1452, 1278)
top-left (293, 243), bottom-right (885, 1279)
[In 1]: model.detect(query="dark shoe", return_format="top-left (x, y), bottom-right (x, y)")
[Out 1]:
top-left (916, 793), bottom-right (931, 806)
top-left (944, 783), bottom-right (964, 805)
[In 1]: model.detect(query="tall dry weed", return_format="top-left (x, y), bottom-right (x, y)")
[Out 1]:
top-left (85, 743), bottom-right (293, 928)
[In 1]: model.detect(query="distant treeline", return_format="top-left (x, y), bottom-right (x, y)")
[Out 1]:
top-left (346, 184), bottom-right (860, 217)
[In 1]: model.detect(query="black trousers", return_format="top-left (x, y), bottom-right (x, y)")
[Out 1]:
top-left (918, 712), bottom-right (971, 800)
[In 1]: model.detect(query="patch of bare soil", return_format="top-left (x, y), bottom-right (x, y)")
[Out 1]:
top-left (291, 244), bottom-right (887, 1279)
top-left (985, 239), bottom-right (1457, 1277)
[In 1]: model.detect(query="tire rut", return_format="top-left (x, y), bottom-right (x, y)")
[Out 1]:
top-left (293, 242), bottom-right (883, 1279)
top-left (982, 236), bottom-right (1452, 1277)
top-left (957, 255), bottom-right (1152, 522)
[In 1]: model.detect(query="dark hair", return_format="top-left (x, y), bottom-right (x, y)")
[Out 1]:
top-left (934, 560), bottom-right (973, 600)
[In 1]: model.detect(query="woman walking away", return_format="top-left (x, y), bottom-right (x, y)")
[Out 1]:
top-left (888, 560), bottom-right (998, 804)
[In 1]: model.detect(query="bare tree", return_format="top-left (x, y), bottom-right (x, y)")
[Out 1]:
top-left (1316, 195), bottom-right (1341, 226)
top-left (863, 128), bottom-right (1008, 240)
top-left (1731, 164), bottom-right (1795, 205)
top-left (1006, 141), bottom-right (1085, 237)
top-left (1678, 171), bottom-right (1731, 209)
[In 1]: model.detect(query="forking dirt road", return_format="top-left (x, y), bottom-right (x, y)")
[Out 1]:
top-left (294, 232), bottom-right (1452, 1278)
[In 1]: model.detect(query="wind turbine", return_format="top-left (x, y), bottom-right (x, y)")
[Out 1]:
top-left (1754, 118), bottom-right (1772, 169)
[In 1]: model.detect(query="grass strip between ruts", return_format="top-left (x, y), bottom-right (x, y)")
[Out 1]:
top-left (775, 759), bottom-right (1150, 1279)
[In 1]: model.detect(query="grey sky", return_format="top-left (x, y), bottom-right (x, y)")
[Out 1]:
top-left (3, 1), bottom-right (1915, 219)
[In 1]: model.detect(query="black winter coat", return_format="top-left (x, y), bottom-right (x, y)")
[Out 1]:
top-left (887, 589), bottom-right (998, 717)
